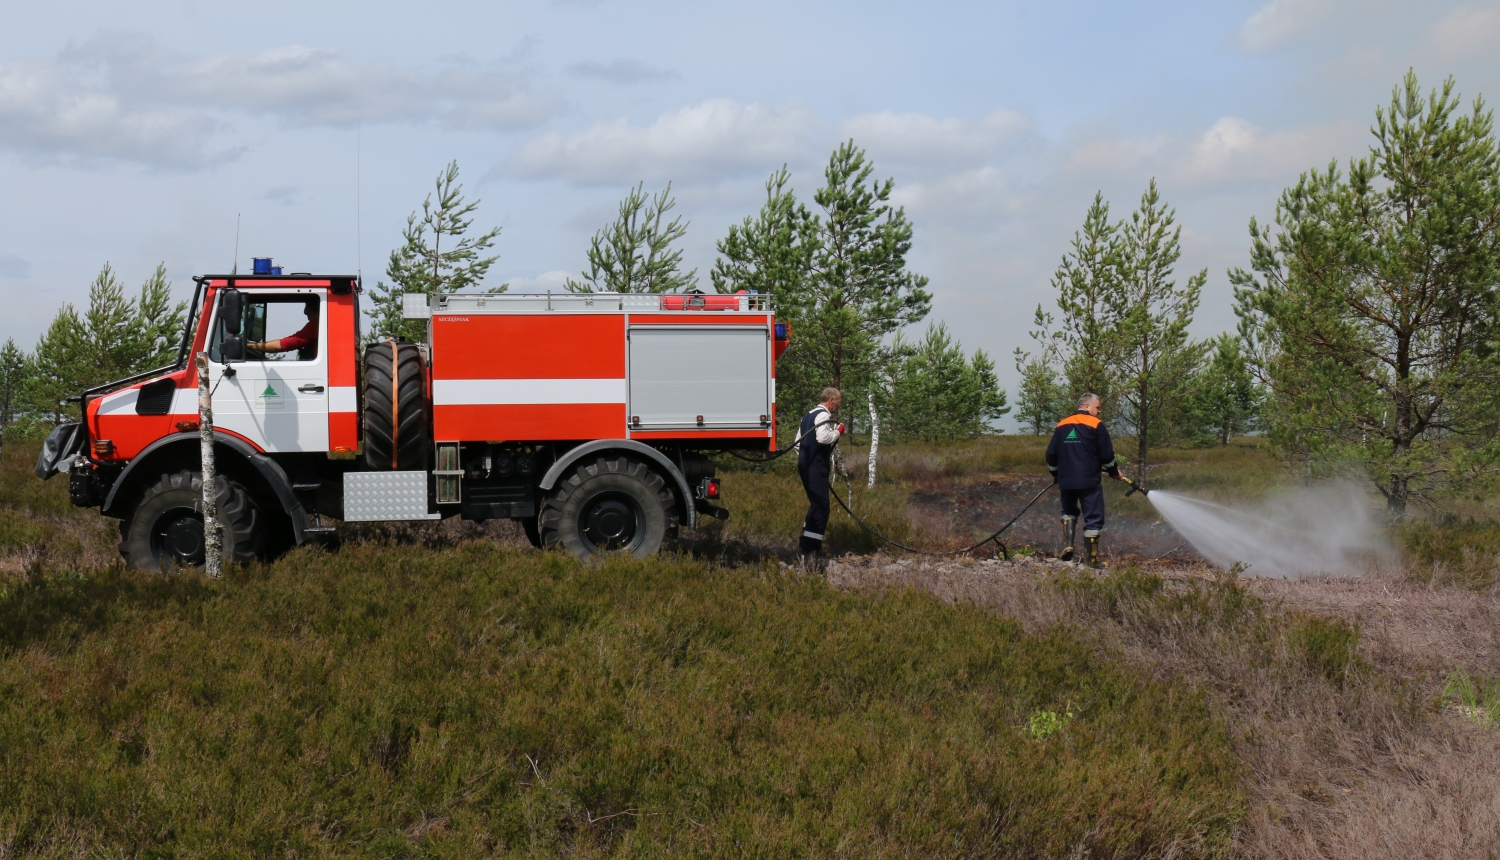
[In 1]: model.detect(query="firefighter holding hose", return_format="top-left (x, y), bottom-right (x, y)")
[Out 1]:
top-left (1046, 392), bottom-right (1126, 568)
top-left (796, 387), bottom-right (845, 571)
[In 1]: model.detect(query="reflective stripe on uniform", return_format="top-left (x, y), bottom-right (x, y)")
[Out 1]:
top-left (802, 530), bottom-right (824, 540)
top-left (1083, 529), bottom-right (1101, 537)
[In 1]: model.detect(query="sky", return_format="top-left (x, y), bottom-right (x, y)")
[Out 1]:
top-left (3, 0), bottom-right (1498, 428)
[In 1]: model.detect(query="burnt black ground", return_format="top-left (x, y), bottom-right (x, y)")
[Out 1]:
top-left (906, 473), bottom-right (1208, 565)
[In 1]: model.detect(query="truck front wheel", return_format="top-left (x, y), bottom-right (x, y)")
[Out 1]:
top-left (119, 471), bottom-right (264, 571)
top-left (539, 456), bottom-right (673, 559)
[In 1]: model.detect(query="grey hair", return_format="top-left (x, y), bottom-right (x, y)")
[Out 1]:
top-left (1077, 392), bottom-right (1101, 410)
top-left (819, 387), bottom-right (842, 404)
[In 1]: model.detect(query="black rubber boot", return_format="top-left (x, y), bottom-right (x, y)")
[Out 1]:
top-left (1085, 534), bottom-right (1103, 569)
top-left (1060, 517), bottom-right (1077, 562)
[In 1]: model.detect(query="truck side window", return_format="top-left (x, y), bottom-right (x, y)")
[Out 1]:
top-left (209, 295), bottom-right (321, 362)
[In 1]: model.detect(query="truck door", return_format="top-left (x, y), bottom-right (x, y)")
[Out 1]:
top-left (206, 289), bottom-right (330, 452)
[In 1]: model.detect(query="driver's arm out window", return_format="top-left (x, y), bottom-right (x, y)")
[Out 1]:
top-left (208, 296), bottom-right (319, 361)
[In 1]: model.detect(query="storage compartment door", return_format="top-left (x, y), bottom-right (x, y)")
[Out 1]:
top-left (629, 327), bottom-right (769, 429)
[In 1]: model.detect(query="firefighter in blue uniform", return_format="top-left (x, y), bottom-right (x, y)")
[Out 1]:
top-left (1045, 392), bottom-right (1126, 567)
top-left (796, 387), bottom-right (845, 569)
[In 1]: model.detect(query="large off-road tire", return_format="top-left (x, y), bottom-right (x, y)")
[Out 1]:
top-left (538, 456), bottom-right (676, 559)
top-left (363, 340), bottom-right (431, 471)
top-left (119, 471), bottom-right (263, 571)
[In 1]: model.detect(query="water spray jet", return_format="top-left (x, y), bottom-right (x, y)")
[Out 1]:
top-left (1134, 481), bottom-right (1389, 579)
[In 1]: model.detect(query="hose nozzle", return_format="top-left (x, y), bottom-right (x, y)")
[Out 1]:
top-left (1123, 476), bottom-right (1149, 498)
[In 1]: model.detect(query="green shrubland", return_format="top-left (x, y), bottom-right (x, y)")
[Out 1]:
top-left (0, 544), bottom-right (1242, 857)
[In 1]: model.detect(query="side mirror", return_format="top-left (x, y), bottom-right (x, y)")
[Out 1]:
top-left (221, 334), bottom-right (245, 362)
top-left (220, 289), bottom-right (244, 336)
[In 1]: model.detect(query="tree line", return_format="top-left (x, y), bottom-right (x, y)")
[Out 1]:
top-left (0, 265), bottom-right (185, 438)
top-left (9, 72), bottom-right (1499, 516)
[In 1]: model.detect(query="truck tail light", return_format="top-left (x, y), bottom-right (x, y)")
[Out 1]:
top-left (92, 439), bottom-right (114, 457)
top-left (697, 477), bottom-right (720, 500)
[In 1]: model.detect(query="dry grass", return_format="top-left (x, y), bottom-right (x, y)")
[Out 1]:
top-left (829, 556), bottom-right (1500, 859)
top-left (0, 442), bottom-right (117, 575)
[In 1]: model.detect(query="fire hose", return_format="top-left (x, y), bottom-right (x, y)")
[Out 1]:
top-left (829, 481), bottom-right (1056, 560)
top-left (730, 420), bottom-right (1057, 559)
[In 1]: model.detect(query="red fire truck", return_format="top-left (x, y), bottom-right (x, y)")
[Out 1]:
top-left (37, 266), bottom-right (789, 569)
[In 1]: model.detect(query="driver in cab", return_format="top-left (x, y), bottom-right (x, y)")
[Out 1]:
top-left (246, 300), bottom-right (318, 359)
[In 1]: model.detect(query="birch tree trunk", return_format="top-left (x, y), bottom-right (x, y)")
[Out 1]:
top-left (867, 390), bottom-right (879, 488)
top-left (196, 353), bottom-right (221, 577)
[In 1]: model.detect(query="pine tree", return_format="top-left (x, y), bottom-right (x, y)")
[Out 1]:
top-left (1114, 180), bottom-right (1206, 482)
top-left (780, 141), bottom-right (931, 423)
top-left (1193, 334), bottom-right (1259, 445)
top-left (886, 323), bottom-right (1007, 440)
top-left (369, 161), bottom-right (502, 341)
top-left (567, 182), bottom-right (696, 294)
top-left (711, 166), bottom-right (817, 307)
top-left (30, 264), bottom-right (186, 421)
top-left (1051, 193), bottom-right (1125, 408)
top-left (1013, 345), bottom-right (1067, 435)
top-left (1233, 73), bottom-right (1500, 514)
top-left (0, 338), bottom-right (31, 439)
top-left (132, 264), bottom-right (185, 369)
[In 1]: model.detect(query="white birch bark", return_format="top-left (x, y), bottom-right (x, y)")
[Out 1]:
top-left (867, 389), bottom-right (879, 488)
top-left (197, 353), bottom-right (221, 577)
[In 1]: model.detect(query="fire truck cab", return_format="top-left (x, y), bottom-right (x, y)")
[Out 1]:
top-left (42, 268), bottom-right (788, 570)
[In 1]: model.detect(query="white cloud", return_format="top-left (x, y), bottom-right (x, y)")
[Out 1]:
top-left (502, 103), bottom-right (1038, 187)
top-left (1063, 117), bottom-right (1359, 191)
top-left (0, 34), bottom-right (559, 168)
top-left (891, 167), bottom-right (1032, 224)
top-left (502, 270), bottom-right (572, 291)
top-left (1423, 5), bottom-right (1500, 60)
top-left (1237, 0), bottom-right (1339, 51)
top-left (262, 185), bottom-right (300, 206)
top-left (170, 45), bottom-right (556, 130)
top-left (0, 55), bottom-right (227, 168)
top-left (1068, 135), bottom-right (1169, 176)
top-left (838, 110), bottom-right (1029, 167)
top-left (502, 99), bottom-right (824, 185)
top-left (1180, 116), bottom-right (1360, 185)
top-left (567, 59), bottom-right (679, 85)
top-left (0, 254), bottom-right (31, 279)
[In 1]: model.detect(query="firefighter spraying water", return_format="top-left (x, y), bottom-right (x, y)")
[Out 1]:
top-left (1045, 393), bottom-right (1132, 568)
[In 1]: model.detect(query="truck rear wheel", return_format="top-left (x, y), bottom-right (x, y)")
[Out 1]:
top-left (363, 340), bottom-right (431, 471)
top-left (119, 471), bottom-right (264, 571)
top-left (539, 456), bottom-right (674, 559)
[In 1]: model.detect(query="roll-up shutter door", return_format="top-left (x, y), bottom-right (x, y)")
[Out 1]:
top-left (628, 327), bottom-right (769, 428)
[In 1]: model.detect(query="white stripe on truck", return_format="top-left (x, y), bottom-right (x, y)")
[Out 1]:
top-left (432, 378), bottom-right (627, 406)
